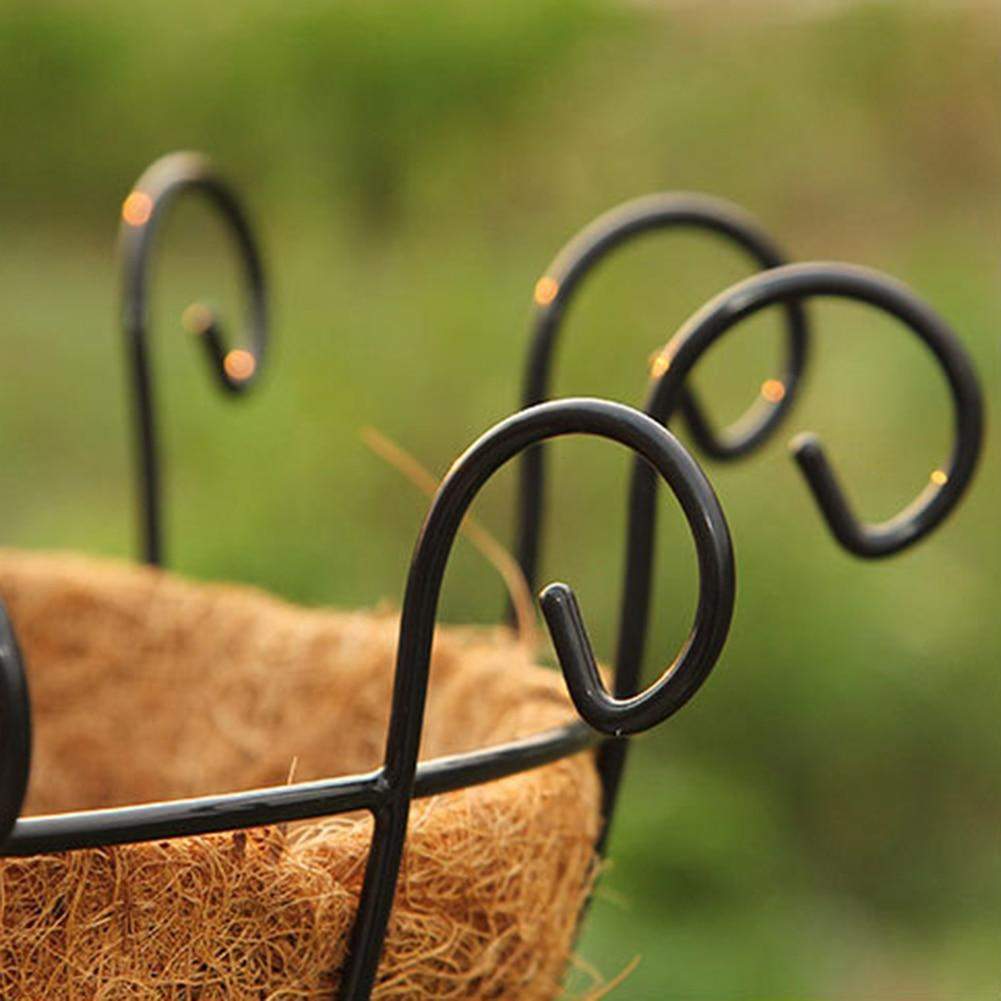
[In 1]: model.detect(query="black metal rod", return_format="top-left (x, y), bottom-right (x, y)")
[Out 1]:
top-left (415, 720), bottom-right (596, 796)
top-left (4, 772), bottom-right (382, 857)
top-left (600, 261), bottom-right (985, 849)
top-left (340, 397), bottom-right (735, 998)
top-left (0, 603), bottom-right (30, 844)
top-left (1, 723), bottom-right (596, 857)
top-left (120, 151), bottom-right (268, 566)
top-left (515, 192), bottom-right (809, 602)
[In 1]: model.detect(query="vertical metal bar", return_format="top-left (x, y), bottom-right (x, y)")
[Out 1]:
top-left (0, 603), bottom-right (31, 844)
top-left (338, 397), bottom-right (736, 997)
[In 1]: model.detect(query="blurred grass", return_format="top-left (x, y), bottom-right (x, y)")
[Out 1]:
top-left (1, 1), bottom-right (999, 997)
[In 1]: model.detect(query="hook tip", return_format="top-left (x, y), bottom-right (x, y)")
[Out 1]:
top-left (181, 302), bottom-right (216, 336)
top-left (789, 430), bottom-right (822, 460)
top-left (538, 580), bottom-right (573, 610)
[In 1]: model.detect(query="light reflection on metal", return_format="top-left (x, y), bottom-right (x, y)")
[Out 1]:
top-left (121, 191), bottom-right (153, 227)
top-left (650, 352), bottom-right (671, 379)
top-left (533, 275), bottom-right (559, 306)
top-left (224, 348), bottom-right (256, 382)
top-left (761, 378), bottom-right (786, 404)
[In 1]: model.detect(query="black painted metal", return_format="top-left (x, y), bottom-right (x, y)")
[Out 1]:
top-left (120, 152), bottom-right (268, 566)
top-left (598, 261), bottom-right (985, 850)
top-left (515, 192), bottom-right (809, 604)
top-left (340, 397), bottom-right (735, 996)
top-left (0, 398), bottom-right (735, 1001)
top-left (2, 724), bottom-right (596, 858)
top-left (0, 605), bottom-right (30, 844)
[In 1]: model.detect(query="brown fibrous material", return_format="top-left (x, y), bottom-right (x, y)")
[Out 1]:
top-left (0, 550), bottom-right (600, 1000)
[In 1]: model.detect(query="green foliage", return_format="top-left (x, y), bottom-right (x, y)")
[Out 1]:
top-left (0, 0), bottom-right (614, 226)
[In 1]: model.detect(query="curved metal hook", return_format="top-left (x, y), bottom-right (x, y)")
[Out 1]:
top-left (120, 151), bottom-right (269, 566)
top-left (340, 397), bottom-right (735, 998)
top-left (644, 262), bottom-right (984, 558)
top-left (0, 602), bottom-right (31, 845)
top-left (597, 262), bottom-right (984, 854)
top-left (515, 192), bottom-right (808, 602)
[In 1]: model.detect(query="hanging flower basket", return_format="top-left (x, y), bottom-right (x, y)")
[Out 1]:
top-left (4, 149), bottom-right (979, 1000)
top-left (0, 392), bottom-right (738, 1000)
top-left (0, 549), bottom-right (602, 999)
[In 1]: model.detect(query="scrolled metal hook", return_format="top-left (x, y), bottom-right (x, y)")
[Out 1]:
top-left (120, 151), bottom-right (269, 566)
top-left (0, 602), bottom-right (31, 845)
top-left (341, 397), bottom-right (735, 997)
top-left (540, 575), bottom-right (728, 736)
top-left (596, 261), bottom-right (984, 853)
top-left (644, 262), bottom-right (984, 559)
top-left (515, 192), bottom-right (808, 604)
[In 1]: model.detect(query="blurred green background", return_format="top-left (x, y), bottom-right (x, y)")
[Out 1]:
top-left (1, 1), bottom-right (998, 996)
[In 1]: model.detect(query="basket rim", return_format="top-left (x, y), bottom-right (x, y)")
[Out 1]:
top-left (5, 720), bottom-right (596, 857)
top-left (0, 547), bottom-right (598, 858)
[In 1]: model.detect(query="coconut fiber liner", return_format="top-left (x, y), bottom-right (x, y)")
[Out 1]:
top-left (0, 550), bottom-right (601, 999)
